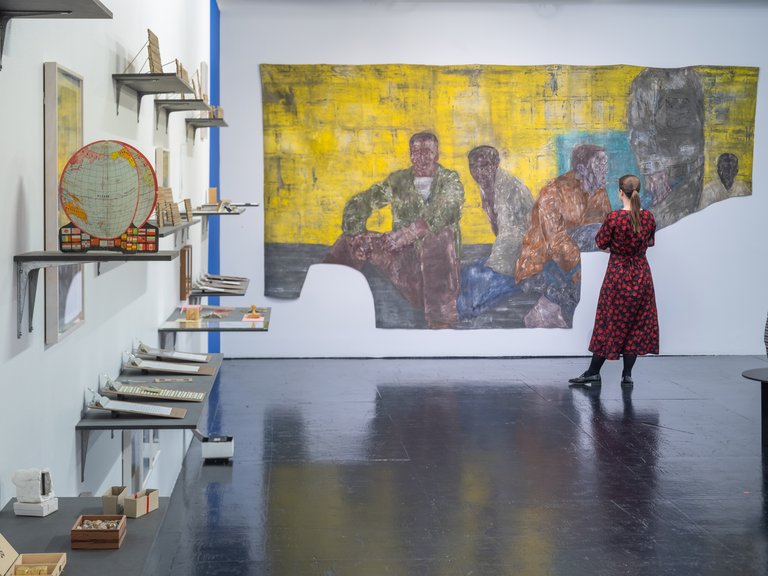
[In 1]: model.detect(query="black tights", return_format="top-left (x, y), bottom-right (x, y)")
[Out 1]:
top-left (585, 353), bottom-right (637, 377)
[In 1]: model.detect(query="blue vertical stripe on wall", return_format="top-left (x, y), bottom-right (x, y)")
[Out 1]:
top-left (208, 0), bottom-right (221, 353)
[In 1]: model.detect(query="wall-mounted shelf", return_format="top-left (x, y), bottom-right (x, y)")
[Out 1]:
top-left (154, 98), bottom-right (211, 131)
top-left (0, 0), bottom-right (112, 71)
top-left (14, 250), bottom-right (179, 338)
top-left (77, 354), bottom-right (223, 481)
top-left (191, 206), bottom-right (245, 216)
top-left (159, 306), bottom-right (270, 349)
top-left (147, 218), bottom-right (200, 241)
top-left (112, 73), bottom-right (194, 120)
top-left (191, 205), bottom-right (245, 236)
top-left (186, 117), bottom-right (228, 142)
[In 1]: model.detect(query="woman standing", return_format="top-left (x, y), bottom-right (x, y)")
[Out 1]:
top-left (569, 174), bottom-right (659, 388)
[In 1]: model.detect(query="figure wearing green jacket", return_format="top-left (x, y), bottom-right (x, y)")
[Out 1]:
top-left (325, 132), bottom-right (465, 329)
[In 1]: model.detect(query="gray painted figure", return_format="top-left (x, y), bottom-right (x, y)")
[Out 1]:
top-left (628, 67), bottom-right (704, 229)
top-left (698, 152), bottom-right (751, 210)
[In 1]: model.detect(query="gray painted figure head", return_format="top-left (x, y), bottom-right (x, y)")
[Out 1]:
top-left (716, 153), bottom-right (739, 190)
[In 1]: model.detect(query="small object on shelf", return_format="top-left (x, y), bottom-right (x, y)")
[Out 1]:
top-left (180, 244), bottom-right (192, 299)
top-left (101, 486), bottom-right (127, 515)
top-left (0, 533), bottom-right (67, 575)
top-left (183, 304), bottom-right (201, 321)
top-left (155, 187), bottom-right (180, 227)
top-left (146, 28), bottom-right (161, 72)
top-left (182, 198), bottom-right (193, 221)
top-left (243, 305), bottom-right (263, 321)
top-left (191, 200), bottom-right (243, 215)
top-left (207, 187), bottom-right (218, 204)
top-left (192, 274), bottom-right (249, 296)
top-left (135, 340), bottom-right (210, 363)
top-left (206, 273), bottom-right (248, 281)
top-left (70, 514), bottom-right (126, 549)
top-left (123, 489), bottom-right (159, 518)
top-left (201, 435), bottom-right (234, 461)
top-left (208, 105), bottom-right (224, 119)
top-left (12, 498), bottom-right (58, 518)
top-left (12, 468), bottom-right (54, 504)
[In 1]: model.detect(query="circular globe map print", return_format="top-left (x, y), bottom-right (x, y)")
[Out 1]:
top-left (59, 140), bottom-right (158, 239)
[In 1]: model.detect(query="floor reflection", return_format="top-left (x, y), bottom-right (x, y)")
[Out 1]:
top-left (264, 384), bottom-right (662, 574)
top-left (151, 357), bottom-right (768, 575)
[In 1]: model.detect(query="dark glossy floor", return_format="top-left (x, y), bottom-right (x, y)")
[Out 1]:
top-left (147, 356), bottom-right (768, 575)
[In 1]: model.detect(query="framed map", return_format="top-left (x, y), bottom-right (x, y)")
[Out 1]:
top-left (43, 62), bottom-right (84, 345)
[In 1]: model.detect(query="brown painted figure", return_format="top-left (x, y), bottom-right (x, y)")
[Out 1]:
top-left (324, 132), bottom-right (465, 329)
top-left (515, 144), bottom-right (611, 284)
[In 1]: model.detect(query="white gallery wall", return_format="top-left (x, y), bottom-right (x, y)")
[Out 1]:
top-left (219, 0), bottom-right (768, 358)
top-left (0, 1), bottom-right (210, 507)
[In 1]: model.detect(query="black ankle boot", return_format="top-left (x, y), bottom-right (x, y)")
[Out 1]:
top-left (569, 372), bottom-right (602, 386)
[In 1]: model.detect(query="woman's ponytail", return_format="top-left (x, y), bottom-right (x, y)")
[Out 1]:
top-left (629, 190), bottom-right (641, 234)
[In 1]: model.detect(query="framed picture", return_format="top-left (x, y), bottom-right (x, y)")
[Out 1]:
top-left (43, 62), bottom-right (84, 345)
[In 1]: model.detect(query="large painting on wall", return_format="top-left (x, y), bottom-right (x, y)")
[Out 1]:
top-left (44, 62), bottom-right (85, 344)
top-left (261, 64), bottom-right (758, 330)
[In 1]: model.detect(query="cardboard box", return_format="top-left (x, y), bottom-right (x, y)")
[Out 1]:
top-left (12, 498), bottom-right (58, 518)
top-left (101, 486), bottom-right (127, 515)
top-left (70, 515), bottom-right (126, 550)
top-left (123, 489), bottom-right (159, 518)
top-left (0, 532), bottom-right (67, 575)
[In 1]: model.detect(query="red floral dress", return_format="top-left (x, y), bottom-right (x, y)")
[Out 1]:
top-left (588, 209), bottom-right (659, 359)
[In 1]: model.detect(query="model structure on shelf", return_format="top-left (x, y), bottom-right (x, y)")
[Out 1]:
top-left (112, 29), bottom-right (194, 117)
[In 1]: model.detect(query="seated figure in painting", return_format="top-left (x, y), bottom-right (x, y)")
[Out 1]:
top-left (515, 144), bottom-right (612, 327)
top-left (457, 145), bottom-right (534, 319)
top-left (324, 131), bottom-right (465, 329)
top-left (697, 152), bottom-right (751, 211)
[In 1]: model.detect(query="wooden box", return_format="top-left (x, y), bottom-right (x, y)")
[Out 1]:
top-left (0, 533), bottom-right (66, 576)
top-left (124, 489), bottom-right (159, 518)
top-left (70, 515), bottom-right (126, 550)
top-left (101, 486), bottom-right (127, 515)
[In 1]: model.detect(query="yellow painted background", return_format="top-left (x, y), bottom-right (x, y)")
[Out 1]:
top-left (261, 64), bottom-right (757, 245)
